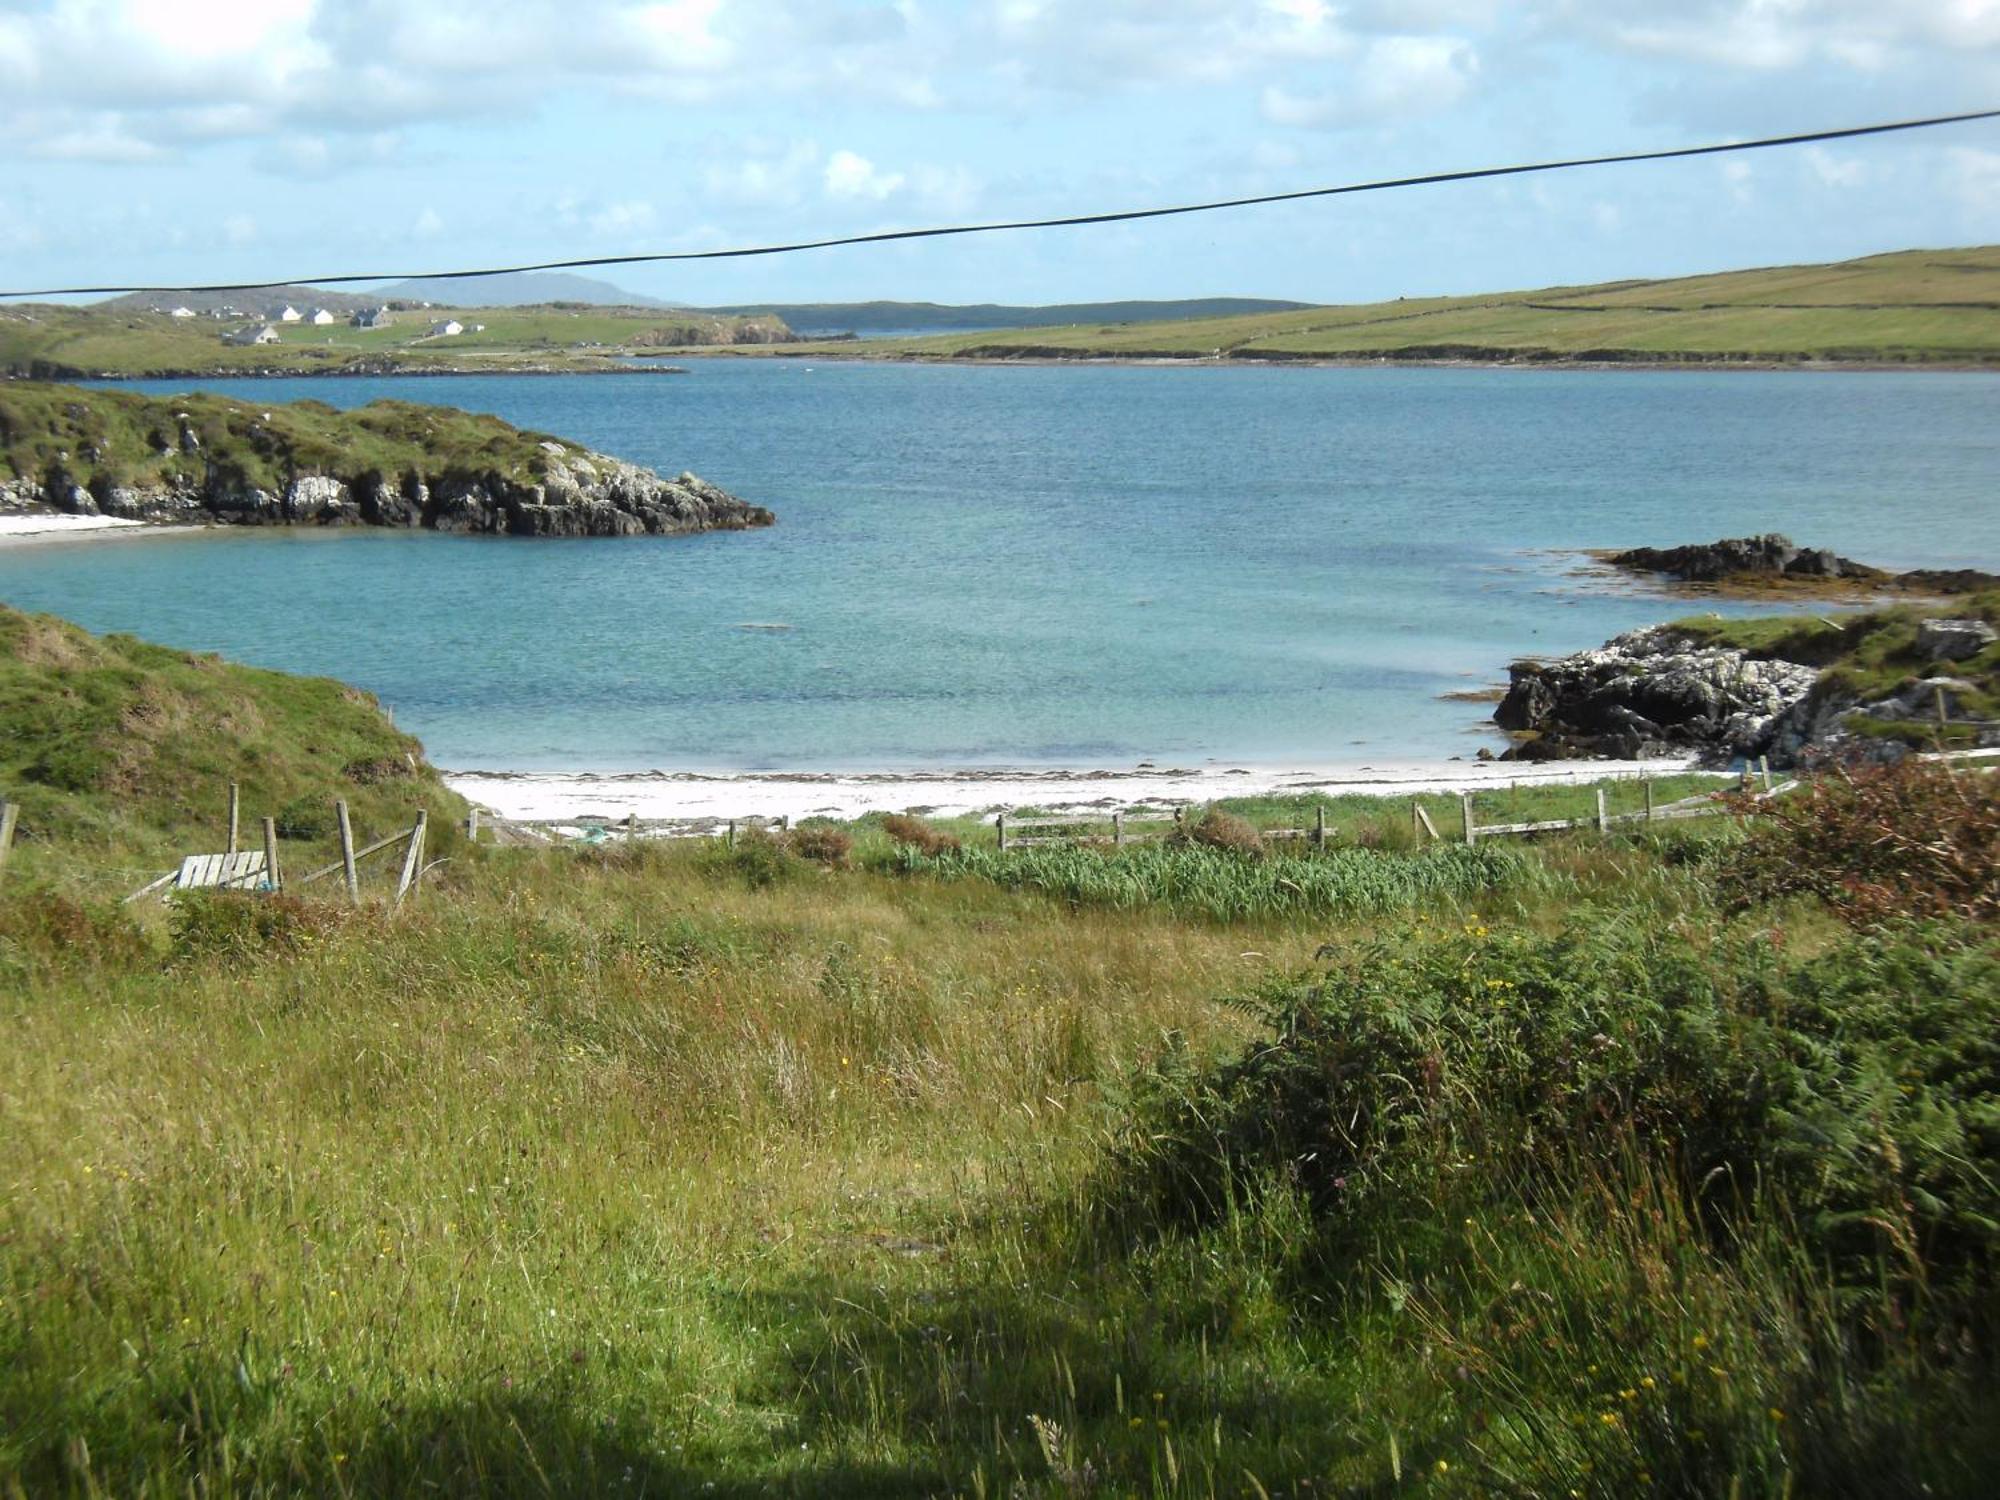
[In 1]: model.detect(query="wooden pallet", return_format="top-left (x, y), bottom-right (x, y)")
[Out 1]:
top-left (175, 851), bottom-right (270, 891)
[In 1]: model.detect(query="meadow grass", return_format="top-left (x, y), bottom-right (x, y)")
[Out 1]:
top-left (3, 609), bottom-right (1996, 1494)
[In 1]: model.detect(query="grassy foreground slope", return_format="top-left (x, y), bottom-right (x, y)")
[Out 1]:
top-left (1, 614), bottom-right (1996, 1497)
top-left (749, 246), bottom-right (2000, 365)
top-left (0, 604), bottom-right (465, 864)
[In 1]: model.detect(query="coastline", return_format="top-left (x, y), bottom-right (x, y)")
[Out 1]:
top-left (0, 514), bottom-right (209, 547)
top-left (445, 757), bottom-right (1718, 825)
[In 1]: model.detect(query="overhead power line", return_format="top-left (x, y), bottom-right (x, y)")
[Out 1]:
top-left (5, 107), bottom-right (1998, 300)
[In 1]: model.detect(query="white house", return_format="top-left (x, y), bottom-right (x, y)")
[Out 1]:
top-left (428, 320), bottom-right (464, 337)
top-left (307, 308), bottom-right (338, 326)
top-left (222, 324), bottom-right (282, 346)
top-left (168, 306), bottom-right (196, 318)
top-left (351, 307), bottom-right (393, 329)
top-left (273, 305), bottom-right (302, 323)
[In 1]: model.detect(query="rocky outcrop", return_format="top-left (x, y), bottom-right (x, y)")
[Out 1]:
top-left (1606, 535), bottom-right (2000, 595)
top-left (1495, 620), bottom-right (2000, 766)
top-left (1609, 534), bottom-right (1879, 584)
top-left (0, 439), bottom-right (773, 539)
top-left (1494, 626), bottom-right (1819, 763)
top-left (1917, 618), bottom-right (1998, 662)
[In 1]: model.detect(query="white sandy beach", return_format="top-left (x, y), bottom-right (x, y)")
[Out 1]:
top-left (446, 757), bottom-right (1722, 826)
top-left (0, 513), bottom-right (202, 546)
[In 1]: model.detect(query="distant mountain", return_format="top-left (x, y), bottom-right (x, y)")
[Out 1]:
top-left (700, 298), bottom-right (1319, 334)
top-left (368, 272), bottom-right (676, 308)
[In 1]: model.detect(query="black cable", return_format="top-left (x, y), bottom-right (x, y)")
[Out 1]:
top-left (5, 107), bottom-right (1996, 300)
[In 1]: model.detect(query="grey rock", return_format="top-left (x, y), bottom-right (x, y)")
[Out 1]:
top-left (1916, 618), bottom-right (1997, 662)
top-left (1495, 625), bottom-right (1818, 764)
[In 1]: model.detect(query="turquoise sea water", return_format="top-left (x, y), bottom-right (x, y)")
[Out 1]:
top-left (2, 363), bottom-right (1996, 771)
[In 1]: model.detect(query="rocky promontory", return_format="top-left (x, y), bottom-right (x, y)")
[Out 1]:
top-left (1603, 533), bottom-right (2000, 596)
top-left (1494, 605), bottom-right (1999, 766)
top-left (0, 383), bottom-right (773, 539)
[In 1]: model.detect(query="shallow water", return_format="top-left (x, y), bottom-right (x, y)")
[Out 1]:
top-left (2, 362), bottom-right (1994, 771)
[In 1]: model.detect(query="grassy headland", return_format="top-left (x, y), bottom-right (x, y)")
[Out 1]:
top-left (0, 302), bottom-right (793, 381)
top-left (1, 384), bottom-right (570, 497)
top-left (1, 610), bottom-right (1995, 1496)
top-left (695, 246), bottom-right (2000, 367)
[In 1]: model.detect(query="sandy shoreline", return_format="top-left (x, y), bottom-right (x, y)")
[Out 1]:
top-left (446, 757), bottom-right (1722, 825)
top-left (0, 513), bottom-right (207, 547)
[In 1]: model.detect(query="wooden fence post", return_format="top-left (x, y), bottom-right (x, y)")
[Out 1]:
top-left (1759, 756), bottom-right (1773, 792)
top-left (1112, 810), bottom-right (1124, 848)
top-left (1461, 793), bottom-right (1477, 846)
top-left (227, 781), bottom-right (240, 855)
top-left (335, 799), bottom-right (359, 905)
top-left (0, 799), bottom-right (17, 885)
top-left (466, 807), bottom-right (481, 843)
top-left (726, 819), bottom-right (736, 849)
top-left (395, 811), bottom-right (428, 905)
top-left (1595, 786), bottom-right (1609, 834)
top-left (1314, 805), bottom-right (1326, 848)
top-left (262, 816), bottom-right (281, 892)
top-left (1644, 778), bottom-right (1655, 822)
top-left (625, 813), bottom-right (638, 843)
top-left (1936, 683), bottom-right (1949, 733)
top-left (779, 814), bottom-right (790, 833)
top-left (995, 812), bottom-right (1007, 853)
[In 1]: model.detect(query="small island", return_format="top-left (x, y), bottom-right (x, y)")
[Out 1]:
top-left (0, 382), bottom-right (773, 538)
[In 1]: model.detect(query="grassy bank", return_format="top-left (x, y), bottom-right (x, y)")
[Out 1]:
top-left (0, 384), bottom-right (584, 503)
top-left (700, 245), bottom-right (2000, 367)
top-left (2, 614), bottom-right (1996, 1495)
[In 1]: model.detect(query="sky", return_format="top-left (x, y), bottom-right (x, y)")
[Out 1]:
top-left (2, 0), bottom-right (1999, 306)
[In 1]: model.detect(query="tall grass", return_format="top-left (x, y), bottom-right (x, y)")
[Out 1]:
top-left (881, 840), bottom-right (1557, 922)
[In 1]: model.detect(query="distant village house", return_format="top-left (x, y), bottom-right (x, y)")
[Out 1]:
top-left (273, 305), bottom-right (302, 322)
top-left (222, 324), bottom-right (282, 347)
top-left (168, 306), bottom-right (196, 319)
top-left (307, 308), bottom-right (338, 326)
top-left (429, 320), bottom-right (464, 337)
top-left (351, 307), bottom-right (394, 329)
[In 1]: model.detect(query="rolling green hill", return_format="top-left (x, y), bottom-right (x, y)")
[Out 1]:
top-left (703, 296), bottom-right (1315, 334)
top-left (740, 246), bottom-right (2000, 365)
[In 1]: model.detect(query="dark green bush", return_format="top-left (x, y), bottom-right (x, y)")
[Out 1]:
top-left (168, 891), bottom-right (347, 964)
top-left (702, 827), bottom-right (795, 889)
top-left (1111, 916), bottom-right (2000, 1293)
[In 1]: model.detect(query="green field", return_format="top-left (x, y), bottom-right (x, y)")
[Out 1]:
top-left (730, 246), bottom-right (2000, 366)
top-left (0, 303), bottom-right (791, 380)
top-left (2, 604), bottom-right (1996, 1495)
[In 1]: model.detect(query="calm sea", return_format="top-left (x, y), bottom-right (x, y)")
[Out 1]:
top-left (2, 363), bottom-right (1995, 771)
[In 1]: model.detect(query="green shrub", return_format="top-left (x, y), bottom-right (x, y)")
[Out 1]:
top-left (1719, 759), bottom-right (1999, 924)
top-left (273, 795), bottom-right (329, 839)
top-left (702, 827), bottom-right (795, 889)
top-left (168, 891), bottom-right (347, 964)
top-left (1110, 917), bottom-right (2000, 1294)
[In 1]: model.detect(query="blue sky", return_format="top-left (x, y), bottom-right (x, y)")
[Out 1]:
top-left (3, 0), bottom-right (1999, 305)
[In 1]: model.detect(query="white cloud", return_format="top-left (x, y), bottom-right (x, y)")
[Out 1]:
top-left (824, 149), bottom-right (906, 201)
top-left (1946, 145), bottom-right (2000, 213)
top-left (1804, 146), bottom-right (1865, 187)
top-left (1261, 35), bottom-right (1479, 128)
top-left (588, 199), bottom-right (657, 237)
top-left (413, 207), bottom-right (445, 238)
top-left (1585, 0), bottom-right (2000, 71)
